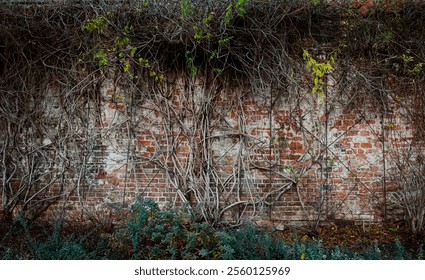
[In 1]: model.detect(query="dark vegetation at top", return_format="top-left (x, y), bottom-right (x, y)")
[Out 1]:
top-left (1, 0), bottom-right (424, 137)
top-left (1, 0), bottom-right (424, 98)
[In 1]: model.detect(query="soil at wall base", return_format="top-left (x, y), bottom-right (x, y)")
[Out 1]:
top-left (271, 222), bottom-right (425, 254)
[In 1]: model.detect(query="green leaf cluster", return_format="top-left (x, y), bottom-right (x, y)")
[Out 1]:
top-left (224, 0), bottom-right (248, 25)
top-left (83, 16), bottom-right (108, 34)
top-left (185, 51), bottom-right (198, 77)
top-left (122, 197), bottom-right (219, 259)
top-left (303, 46), bottom-right (345, 97)
top-left (180, 0), bottom-right (194, 19)
top-left (402, 49), bottom-right (425, 74)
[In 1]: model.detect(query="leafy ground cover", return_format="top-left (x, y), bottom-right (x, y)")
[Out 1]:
top-left (273, 222), bottom-right (424, 259)
top-left (1, 199), bottom-right (423, 260)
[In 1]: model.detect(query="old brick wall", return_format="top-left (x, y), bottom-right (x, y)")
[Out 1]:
top-left (0, 71), bottom-right (416, 227)
top-left (11, 72), bottom-right (409, 227)
top-left (2, 0), bottom-right (425, 232)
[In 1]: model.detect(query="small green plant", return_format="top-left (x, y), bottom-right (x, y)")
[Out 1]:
top-left (130, 47), bottom-right (137, 58)
top-left (94, 50), bottom-right (109, 68)
top-left (218, 224), bottom-right (291, 260)
top-left (310, 0), bottom-right (320, 6)
top-left (180, 0), bottom-right (194, 19)
top-left (114, 35), bottom-right (131, 49)
top-left (413, 62), bottom-right (425, 73)
top-left (202, 12), bottom-right (215, 26)
top-left (194, 12), bottom-right (215, 43)
top-left (384, 30), bottom-right (393, 43)
top-left (185, 51), bottom-right (198, 77)
top-left (235, 0), bottom-right (248, 17)
top-left (303, 45), bottom-right (345, 98)
top-left (402, 49), bottom-right (414, 68)
top-left (218, 36), bottom-right (234, 45)
top-left (284, 165), bottom-right (295, 173)
top-left (385, 123), bottom-right (395, 129)
top-left (224, 3), bottom-right (233, 25)
top-left (400, 49), bottom-right (425, 74)
top-left (83, 16), bottom-right (108, 34)
top-left (121, 198), bottom-right (219, 260)
top-left (138, 57), bottom-right (150, 67)
top-left (149, 71), bottom-right (165, 82)
top-left (213, 68), bottom-right (222, 75)
top-left (142, 0), bottom-right (152, 7)
top-left (194, 26), bottom-right (213, 43)
top-left (224, 0), bottom-right (249, 26)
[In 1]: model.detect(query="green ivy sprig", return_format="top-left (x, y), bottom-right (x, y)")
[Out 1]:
top-left (303, 45), bottom-right (345, 98)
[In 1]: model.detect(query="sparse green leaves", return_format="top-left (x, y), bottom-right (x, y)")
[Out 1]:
top-left (150, 71), bottom-right (165, 82)
top-left (213, 68), bottom-right (223, 75)
top-left (284, 165), bottom-right (295, 173)
top-left (180, 0), bottom-right (194, 19)
top-left (193, 26), bottom-right (212, 43)
top-left (94, 50), bottom-right (108, 68)
top-left (194, 12), bottom-right (216, 43)
top-left (384, 30), bottom-right (393, 43)
top-left (310, 0), bottom-right (320, 7)
top-left (209, 50), bottom-right (218, 61)
top-left (114, 35), bottom-right (130, 49)
top-left (185, 51), bottom-right (198, 77)
top-left (235, 0), bottom-right (248, 17)
top-left (218, 36), bottom-right (234, 45)
top-left (130, 47), bottom-right (137, 58)
top-left (402, 49), bottom-right (414, 68)
top-left (401, 49), bottom-right (424, 74)
top-left (303, 46), bottom-right (345, 98)
top-left (224, 3), bottom-right (233, 26)
top-left (202, 12), bottom-right (215, 27)
top-left (224, 0), bottom-right (249, 26)
top-left (83, 16), bottom-right (108, 34)
top-left (138, 57), bottom-right (150, 68)
top-left (413, 62), bottom-right (425, 74)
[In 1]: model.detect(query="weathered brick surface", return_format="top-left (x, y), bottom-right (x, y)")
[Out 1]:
top-left (0, 75), bottom-right (417, 227)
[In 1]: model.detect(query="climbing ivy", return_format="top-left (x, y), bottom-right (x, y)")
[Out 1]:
top-left (303, 46), bottom-right (345, 98)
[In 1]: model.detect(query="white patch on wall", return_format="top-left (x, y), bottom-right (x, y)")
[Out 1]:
top-left (103, 146), bottom-right (127, 173)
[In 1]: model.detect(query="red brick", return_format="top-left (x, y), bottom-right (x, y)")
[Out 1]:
top-left (138, 140), bottom-right (153, 146)
top-left (289, 142), bottom-right (303, 150)
top-left (360, 143), bottom-right (372, 148)
top-left (343, 120), bottom-right (355, 126)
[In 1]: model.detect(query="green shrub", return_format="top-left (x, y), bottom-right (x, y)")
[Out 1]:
top-left (27, 231), bottom-right (89, 260)
top-left (25, 220), bottom-right (104, 260)
top-left (218, 223), bottom-right (292, 259)
top-left (1, 248), bottom-right (16, 260)
top-left (0, 216), bottom-right (111, 260)
top-left (1, 202), bottom-right (423, 260)
top-left (120, 197), bottom-right (219, 259)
